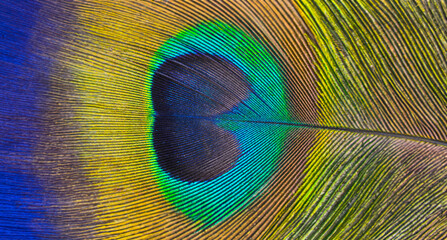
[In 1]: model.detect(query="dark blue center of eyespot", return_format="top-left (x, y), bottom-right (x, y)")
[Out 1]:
top-left (151, 53), bottom-right (251, 182)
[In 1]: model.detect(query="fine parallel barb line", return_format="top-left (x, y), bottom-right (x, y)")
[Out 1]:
top-left (153, 114), bottom-right (447, 147)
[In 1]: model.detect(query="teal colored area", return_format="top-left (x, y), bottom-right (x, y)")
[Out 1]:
top-left (154, 121), bottom-right (290, 227)
top-left (147, 21), bottom-right (290, 227)
top-left (148, 21), bottom-right (289, 120)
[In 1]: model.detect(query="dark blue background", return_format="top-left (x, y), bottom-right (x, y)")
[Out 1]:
top-left (0, 1), bottom-right (55, 239)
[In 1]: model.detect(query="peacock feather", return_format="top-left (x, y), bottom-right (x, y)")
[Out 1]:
top-left (1, 0), bottom-right (446, 239)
